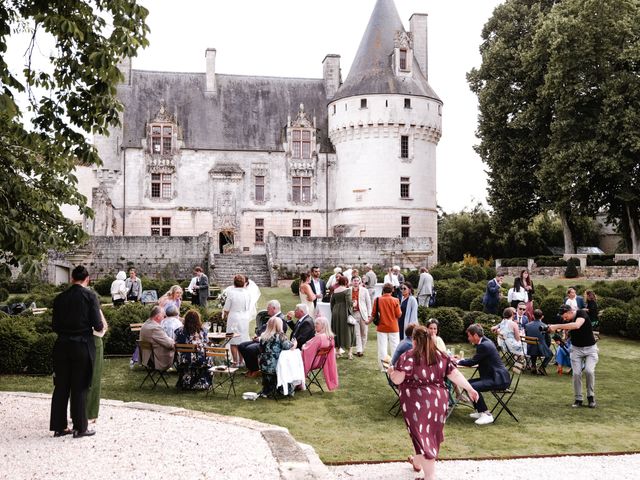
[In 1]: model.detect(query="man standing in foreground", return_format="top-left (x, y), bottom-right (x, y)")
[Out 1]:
top-left (50, 265), bottom-right (104, 438)
top-left (548, 304), bottom-right (598, 408)
top-left (456, 324), bottom-right (510, 425)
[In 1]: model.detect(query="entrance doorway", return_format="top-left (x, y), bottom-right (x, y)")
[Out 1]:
top-left (219, 231), bottom-right (234, 253)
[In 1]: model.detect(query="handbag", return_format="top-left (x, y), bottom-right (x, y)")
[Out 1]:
top-left (372, 297), bottom-right (380, 326)
top-left (347, 314), bottom-right (358, 325)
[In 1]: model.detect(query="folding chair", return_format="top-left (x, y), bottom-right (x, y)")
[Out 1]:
top-left (174, 343), bottom-right (198, 390)
top-left (137, 340), bottom-right (170, 389)
top-left (490, 360), bottom-right (523, 423)
top-left (205, 346), bottom-right (238, 399)
top-left (305, 344), bottom-right (333, 395)
top-left (381, 359), bottom-right (401, 417)
top-left (521, 336), bottom-right (546, 374)
top-left (496, 334), bottom-right (518, 368)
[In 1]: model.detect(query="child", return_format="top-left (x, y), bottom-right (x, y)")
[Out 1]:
top-left (552, 333), bottom-right (572, 375)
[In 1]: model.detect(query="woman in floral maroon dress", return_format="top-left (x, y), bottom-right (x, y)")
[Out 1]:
top-left (388, 325), bottom-right (478, 479)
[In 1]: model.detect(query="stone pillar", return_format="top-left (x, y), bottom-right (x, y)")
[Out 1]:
top-left (322, 54), bottom-right (341, 99)
top-left (205, 48), bottom-right (216, 93)
top-left (409, 13), bottom-right (428, 80)
top-left (117, 56), bottom-right (131, 85)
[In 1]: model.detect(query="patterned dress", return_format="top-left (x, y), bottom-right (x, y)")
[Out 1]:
top-left (396, 349), bottom-right (455, 459)
top-left (174, 327), bottom-right (210, 390)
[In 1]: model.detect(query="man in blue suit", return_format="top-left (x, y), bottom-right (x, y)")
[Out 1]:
top-left (524, 309), bottom-right (553, 374)
top-left (457, 324), bottom-right (511, 425)
top-left (482, 274), bottom-right (504, 315)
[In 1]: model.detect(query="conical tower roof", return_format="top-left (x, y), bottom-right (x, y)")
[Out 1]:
top-left (332, 0), bottom-right (440, 102)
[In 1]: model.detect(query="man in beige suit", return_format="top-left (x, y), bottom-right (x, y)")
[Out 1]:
top-left (139, 306), bottom-right (175, 370)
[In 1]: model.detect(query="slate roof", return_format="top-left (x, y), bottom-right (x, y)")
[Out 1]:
top-left (120, 70), bottom-right (333, 152)
top-left (332, 0), bottom-right (440, 102)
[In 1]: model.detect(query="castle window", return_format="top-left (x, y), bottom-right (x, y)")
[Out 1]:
top-left (400, 177), bottom-right (410, 198)
top-left (292, 129), bottom-right (312, 159)
top-left (404, 98), bottom-right (411, 109)
top-left (401, 216), bottom-right (410, 238)
top-left (360, 98), bottom-right (367, 109)
top-left (400, 136), bottom-right (409, 158)
top-left (150, 125), bottom-right (173, 155)
top-left (292, 176), bottom-right (311, 203)
top-left (332, 104), bottom-right (336, 115)
top-left (255, 175), bottom-right (265, 202)
top-left (293, 219), bottom-right (311, 237)
top-left (255, 218), bottom-right (264, 243)
top-left (399, 49), bottom-right (408, 71)
top-left (151, 173), bottom-right (172, 199)
top-left (151, 217), bottom-right (171, 236)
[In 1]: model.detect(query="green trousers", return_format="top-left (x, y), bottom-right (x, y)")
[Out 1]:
top-left (86, 336), bottom-right (103, 420)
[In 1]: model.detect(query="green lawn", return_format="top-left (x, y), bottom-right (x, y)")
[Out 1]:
top-left (2, 329), bottom-right (639, 463)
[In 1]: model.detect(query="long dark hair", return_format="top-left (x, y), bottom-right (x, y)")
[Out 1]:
top-left (184, 310), bottom-right (202, 335)
top-left (520, 269), bottom-right (532, 288)
top-left (412, 325), bottom-right (439, 366)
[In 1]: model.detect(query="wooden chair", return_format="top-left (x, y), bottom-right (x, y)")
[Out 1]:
top-left (174, 343), bottom-right (198, 389)
top-left (521, 336), bottom-right (546, 374)
top-left (381, 359), bottom-right (401, 417)
top-left (137, 340), bottom-right (170, 389)
top-left (130, 323), bottom-right (143, 333)
top-left (205, 346), bottom-right (238, 399)
top-left (490, 360), bottom-right (524, 423)
top-left (305, 343), bottom-right (333, 395)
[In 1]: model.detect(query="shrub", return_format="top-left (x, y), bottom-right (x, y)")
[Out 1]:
top-left (92, 275), bottom-right (115, 297)
top-left (103, 303), bottom-right (152, 355)
top-left (423, 307), bottom-right (464, 343)
top-left (591, 281), bottom-right (614, 298)
top-left (626, 310), bottom-right (640, 339)
top-left (290, 279), bottom-right (300, 296)
top-left (599, 307), bottom-right (629, 336)
top-left (598, 297), bottom-right (626, 311)
top-left (539, 295), bottom-right (564, 323)
top-left (534, 284), bottom-right (549, 298)
top-left (0, 319), bottom-right (35, 373)
top-left (0, 287), bottom-right (8, 302)
top-left (26, 333), bottom-right (56, 374)
top-left (462, 311), bottom-right (485, 329)
top-left (458, 266), bottom-right (478, 283)
top-left (469, 294), bottom-right (484, 312)
top-left (429, 264), bottom-right (459, 280)
top-left (403, 270), bottom-right (420, 290)
top-left (483, 266), bottom-right (497, 280)
top-left (564, 259), bottom-right (579, 278)
top-left (32, 315), bottom-right (54, 335)
top-left (460, 287), bottom-right (483, 311)
top-left (608, 281), bottom-right (637, 302)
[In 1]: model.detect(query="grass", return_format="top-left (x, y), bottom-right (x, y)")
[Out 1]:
top-left (2, 287), bottom-right (640, 462)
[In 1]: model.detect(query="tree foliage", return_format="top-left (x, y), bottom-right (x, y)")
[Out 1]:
top-left (0, 0), bottom-right (149, 275)
top-left (469, 0), bottom-right (640, 253)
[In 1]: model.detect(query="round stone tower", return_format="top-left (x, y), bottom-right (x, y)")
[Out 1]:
top-left (327, 0), bottom-right (442, 257)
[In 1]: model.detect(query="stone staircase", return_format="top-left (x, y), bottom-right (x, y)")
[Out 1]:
top-left (212, 254), bottom-right (273, 287)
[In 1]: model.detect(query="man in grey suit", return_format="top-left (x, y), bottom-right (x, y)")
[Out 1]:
top-left (139, 306), bottom-right (175, 370)
top-left (416, 267), bottom-right (434, 307)
top-left (192, 266), bottom-right (209, 308)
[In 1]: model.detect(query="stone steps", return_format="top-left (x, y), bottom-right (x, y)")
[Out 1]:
top-left (212, 254), bottom-right (272, 287)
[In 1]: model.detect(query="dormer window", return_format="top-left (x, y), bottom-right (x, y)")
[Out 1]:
top-left (150, 125), bottom-right (173, 155)
top-left (292, 129), bottom-right (311, 159)
top-left (394, 31), bottom-right (413, 76)
top-left (399, 49), bottom-right (408, 71)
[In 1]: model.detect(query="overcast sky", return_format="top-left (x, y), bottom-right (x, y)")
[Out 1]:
top-left (7, 0), bottom-right (504, 213)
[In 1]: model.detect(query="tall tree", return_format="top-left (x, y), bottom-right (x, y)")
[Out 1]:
top-left (0, 1), bottom-right (149, 275)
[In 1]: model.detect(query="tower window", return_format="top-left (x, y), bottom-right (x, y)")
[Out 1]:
top-left (255, 175), bottom-right (265, 202)
top-left (332, 104), bottom-right (336, 114)
top-left (360, 98), bottom-right (367, 109)
top-left (400, 136), bottom-right (409, 159)
top-left (401, 216), bottom-right (410, 238)
top-left (404, 98), bottom-right (411, 109)
top-left (400, 177), bottom-right (410, 198)
top-left (399, 49), bottom-right (408, 71)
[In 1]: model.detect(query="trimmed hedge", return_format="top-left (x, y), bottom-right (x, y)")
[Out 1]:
top-left (26, 333), bottom-right (56, 374)
top-left (599, 307), bottom-right (629, 336)
top-left (103, 303), bottom-right (153, 355)
top-left (419, 306), bottom-right (464, 343)
top-left (460, 287), bottom-right (484, 311)
top-left (0, 317), bottom-right (35, 373)
top-left (626, 311), bottom-right (640, 339)
top-left (539, 295), bottom-right (564, 323)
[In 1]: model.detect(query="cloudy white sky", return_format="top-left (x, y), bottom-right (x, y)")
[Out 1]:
top-left (133, 0), bottom-right (504, 213)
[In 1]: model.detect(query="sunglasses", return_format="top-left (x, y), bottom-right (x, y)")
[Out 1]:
top-left (518, 308), bottom-right (526, 311)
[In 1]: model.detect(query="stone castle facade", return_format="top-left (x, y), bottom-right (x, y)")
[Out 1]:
top-left (67, 0), bottom-right (442, 263)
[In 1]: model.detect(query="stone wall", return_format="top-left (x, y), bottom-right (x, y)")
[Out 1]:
top-left (267, 232), bottom-right (434, 277)
top-left (497, 265), bottom-right (639, 279)
top-left (69, 234), bottom-right (212, 280)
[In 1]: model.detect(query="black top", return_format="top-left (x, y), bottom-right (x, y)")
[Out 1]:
top-left (586, 299), bottom-right (599, 326)
top-left (458, 337), bottom-right (511, 387)
top-left (52, 284), bottom-right (103, 337)
top-left (569, 310), bottom-right (596, 347)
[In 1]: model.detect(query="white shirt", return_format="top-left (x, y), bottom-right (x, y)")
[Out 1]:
top-left (384, 273), bottom-right (400, 288)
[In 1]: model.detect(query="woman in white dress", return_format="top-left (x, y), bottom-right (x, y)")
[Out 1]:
top-left (298, 272), bottom-right (317, 318)
top-left (222, 274), bottom-right (251, 366)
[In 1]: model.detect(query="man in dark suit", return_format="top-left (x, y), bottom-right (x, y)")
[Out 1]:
top-left (239, 300), bottom-right (287, 377)
top-left (524, 309), bottom-right (553, 374)
top-left (192, 266), bottom-right (209, 307)
top-left (309, 266), bottom-right (326, 307)
top-left (288, 304), bottom-right (315, 349)
top-left (50, 265), bottom-right (104, 438)
top-left (457, 324), bottom-right (511, 425)
top-left (482, 274), bottom-right (504, 315)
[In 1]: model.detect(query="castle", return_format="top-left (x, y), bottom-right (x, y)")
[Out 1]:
top-left (69, 0), bottom-right (442, 265)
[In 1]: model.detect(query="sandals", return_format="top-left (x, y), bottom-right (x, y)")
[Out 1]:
top-left (408, 455), bottom-right (421, 472)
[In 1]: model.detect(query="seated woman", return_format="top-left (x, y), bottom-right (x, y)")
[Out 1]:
top-left (301, 315), bottom-right (338, 391)
top-left (159, 285), bottom-right (183, 312)
top-left (259, 316), bottom-right (294, 397)
top-left (174, 310), bottom-right (210, 390)
top-left (426, 318), bottom-right (447, 353)
top-left (491, 307), bottom-right (524, 356)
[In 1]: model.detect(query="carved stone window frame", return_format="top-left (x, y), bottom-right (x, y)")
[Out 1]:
top-left (393, 31), bottom-right (413, 77)
top-left (145, 164), bottom-right (176, 201)
top-left (250, 163), bottom-right (270, 204)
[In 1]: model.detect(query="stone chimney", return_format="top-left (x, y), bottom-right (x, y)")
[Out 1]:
top-left (117, 56), bottom-right (131, 85)
top-left (410, 13), bottom-right (428, 80)
top-left (205, 48), bottom-right (216, 93)
top-left (322, 54), bottom-right (341, 100)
